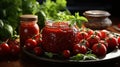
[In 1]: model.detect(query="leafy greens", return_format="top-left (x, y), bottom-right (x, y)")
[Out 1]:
top-left (0, 0), bottom-right (88, 39)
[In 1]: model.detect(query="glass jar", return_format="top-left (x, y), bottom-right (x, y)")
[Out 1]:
top-left (83, 10), bottom-right (112, 30)
top-left (41, 20), bottom-right (79, 53)
top-left (19, 15), bottom-right (40, 46)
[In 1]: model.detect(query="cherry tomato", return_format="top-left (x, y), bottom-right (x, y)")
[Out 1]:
top-left (80, 39), bottom-right (90, 48)
top-left (99, 40), bottom-right (108, 49)
top-left (94, 31), bottom-right (102, 39)
top-left (34, 34), bottom-right (42, 45)
top-left (25, 38), bottom-right (37, 49)
top-left (106, 36), bottom-right (118, 50)
top-left (92, 43), bottom-right (107, 56)
top-left (85, 28), bottom-right (94, 38)
top-left (36, 38), bottom-right (42, 45)
top-left (62, 50), bottom-right (70, 58)
top-left (33, 47), bottom-right (43, 56)
top-left (0, 42), bottom-right (10, 56)
top-left (10, 45), bottom-right (20, 56)
top-left (73, 44), bottom-right (87, 55)
top-left (100, 30), bottom-right (110, 40)
top-left (87, 35), bottom-right (100, 48)
top-left (77, 31), bottom-right (88, 41)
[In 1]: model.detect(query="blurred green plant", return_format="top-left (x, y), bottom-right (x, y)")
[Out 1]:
top-left (0, 0), bottom-right (88, 39)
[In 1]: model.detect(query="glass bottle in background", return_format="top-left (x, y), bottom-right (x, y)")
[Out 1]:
top-left (19, 15), bottom-right (40, 46)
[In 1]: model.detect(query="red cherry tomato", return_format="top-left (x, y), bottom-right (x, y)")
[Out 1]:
top-left (77, 31), bottom-right (88, 41)
top-left (0, 42), bottom-right (10, 56)
top-left (33, 47), bottom-right (43, 56)
top-left (10, 45), bottom-right (20, 56)
top-left (94, 31), bottom-right (102, 39)
top-left (85, 28), bottom-right (94, 38)
top-left (25, 38), bottom-right (37, 49)
top-left (100, 30), bottom-right (110, 40)
top-left (80, 39), bottom-right (90, 48)
top-left (92, 43), bottom-right (107, 56)
top-left (99, 40), bottom-right (108, 49)
top-left (73, 44), bottom-right (87, 55)
top-left (87, 35), bottom-right (100, 48)
top-left (106, 36), bottom-right (118, 50)
top-left (62, 50), bottom-right (70, 58)
top-left (34, 34), bottom-right (42, 44)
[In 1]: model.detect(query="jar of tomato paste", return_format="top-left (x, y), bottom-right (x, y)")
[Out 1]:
top-left (20, 15), bottom-right (40, 46)
top-left (41, 20), bottom-right (79, 53)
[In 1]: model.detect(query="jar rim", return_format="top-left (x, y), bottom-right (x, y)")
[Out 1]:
top-left (83, 10), bottom-right (111, 17)
top-left (20, 14), bottom-right (38, 21)
top-left (45, 20), bottom-right (70, 28)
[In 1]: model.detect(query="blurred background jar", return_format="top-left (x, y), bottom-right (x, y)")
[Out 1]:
top-left (83, 10), bottom-right (112, 30)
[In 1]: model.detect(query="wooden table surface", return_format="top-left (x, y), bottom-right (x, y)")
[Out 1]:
top-left (0, 17), bottom-right (120, 67)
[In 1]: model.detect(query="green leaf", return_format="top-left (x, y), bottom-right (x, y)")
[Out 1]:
top-left (2, 9), bottom-right (7, 18)
top-left (83, 54), bottom-right (97, 60)
top-left (76, 20), bottom-right (82, 28)
top-left (0, 19), bottom-right (4, 28)
top-left (0, 23), bottom-right (13, 39)
top-left (41, 0), bottom-right (68, 20)
top-left (44, 52), bottom-right (53, 58)
top-left (69, 19), bottom-right (76, 27)
top-left (73, 12), bottom-right (88, 28)
top-left (70, 53), bottom-right (84, 60)
top-left (56, 0), bottom-right (67, 10)
top-left (79, 16), bottom-right (88, 22)
top-left (36, 10), bottom-right (46, 29)
top-left (75, 12), bottom-right (79, 18)
top-left (22, 0), bottom-right (40, 14)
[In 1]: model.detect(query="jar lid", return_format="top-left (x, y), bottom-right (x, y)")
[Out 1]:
top-left (83, 10), bottom-right (111, 17)
top-left (20, 14), bottom-right (38, 21)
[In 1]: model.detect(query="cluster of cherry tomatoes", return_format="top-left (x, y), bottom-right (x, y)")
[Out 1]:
top-left (24, 34), bottom-right (43, 56)
top-left (63, 28), bottom-right (120, 58)
top-left (0, 38), bottom-right (20, 58)
top-left (24, 28), bottom-right (120, 59)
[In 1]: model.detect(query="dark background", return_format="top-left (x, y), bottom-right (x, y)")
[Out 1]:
top-left (37, 0), bottom-right (114, 17)
top-left (66, 0), bottom-right (112, 15)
